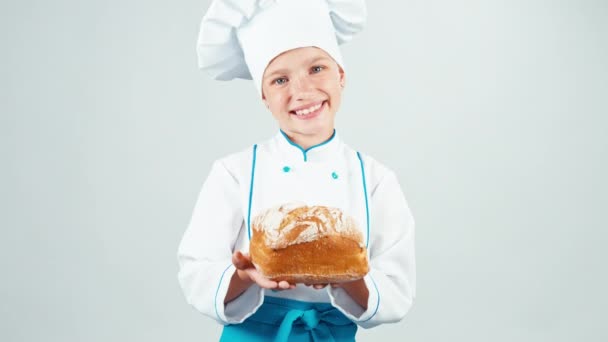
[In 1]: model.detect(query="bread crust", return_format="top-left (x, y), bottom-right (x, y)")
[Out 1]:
top-left (250, 204), bottom-right (369, 283)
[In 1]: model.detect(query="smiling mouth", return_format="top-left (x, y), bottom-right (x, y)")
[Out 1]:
top-left (290, 101), bottom-right (326, 117)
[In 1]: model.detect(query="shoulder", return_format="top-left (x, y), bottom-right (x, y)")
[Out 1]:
top-left (211, 137), bottom-right (272, 184)
top-left (343, 144), bottom-right (397, 193)
top-left (342, 142), bottom-right (393, 179)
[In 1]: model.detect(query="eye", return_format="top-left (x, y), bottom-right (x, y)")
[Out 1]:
top-left (311, 65), bottom-right (325, 73)
top-left (273, 77), bottom-right (288, 85)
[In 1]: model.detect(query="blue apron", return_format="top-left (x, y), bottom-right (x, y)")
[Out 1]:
top-left (220, 296), bottom-right (357, 342)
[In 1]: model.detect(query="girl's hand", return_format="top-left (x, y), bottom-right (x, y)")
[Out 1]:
top-left (304, 283), bottom-right (343, 290)
top-left (305, 279), bottom-right (369, 310)
top-left (232, 251), bottom-right (295, 290)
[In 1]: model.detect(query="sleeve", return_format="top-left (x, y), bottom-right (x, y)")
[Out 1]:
top-left (328, 167), bottom-right (416, 329)
top-left (177, 159), bottom-right (264, 325)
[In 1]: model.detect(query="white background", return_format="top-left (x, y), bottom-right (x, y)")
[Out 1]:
top-left (2, 0), bottom-right (607, 341)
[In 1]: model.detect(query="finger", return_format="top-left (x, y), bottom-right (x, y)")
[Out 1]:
top-left (233, 251), bottom-right (254, 270)
top-left (313, 284), bottom-right (327, 289)
top-left (247, 270), bottom-right (278, 289)
top-left (232, 251), bottom-right (245, 269)
top-left (254, 277), bottom-right (278, 289)
top-left (278, 281), bottom-right (291, 289)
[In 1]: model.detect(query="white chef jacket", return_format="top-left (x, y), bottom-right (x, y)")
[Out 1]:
top-left (177, 130), bottom-right (416, 329)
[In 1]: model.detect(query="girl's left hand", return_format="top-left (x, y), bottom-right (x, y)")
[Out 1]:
top-left (305, 279), bottom-right (369, 309)
top-left (304, 282), bottom-right (354, 290)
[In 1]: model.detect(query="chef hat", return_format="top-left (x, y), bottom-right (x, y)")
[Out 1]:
top-left (196, 0), bottom-right (366, 96)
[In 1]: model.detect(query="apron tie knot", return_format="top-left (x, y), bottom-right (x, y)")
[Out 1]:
top-left (301, 309), bottom-right (321, 330)
top-left (275, 308), bottom-right (339, 341)
top-left (228, 296), bottom-right (356, 342)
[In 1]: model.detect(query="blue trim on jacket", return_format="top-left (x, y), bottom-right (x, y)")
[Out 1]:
top-left (356, 152), bottom-right (370, 248)
top-left (360, 275), bottom-right (381, 323)
top-left (247, 144), bottom-right (258, 240)
top-left (279, 129), bottom-right (336, 162)
top-left (215, 264), bottom-right (233, 324)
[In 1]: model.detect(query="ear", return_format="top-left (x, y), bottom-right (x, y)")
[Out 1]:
top-left (338, 66), bottom-right (346, 88)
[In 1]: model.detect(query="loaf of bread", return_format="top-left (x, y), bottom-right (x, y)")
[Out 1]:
top-left (249, 203), bottom-right (369, 284)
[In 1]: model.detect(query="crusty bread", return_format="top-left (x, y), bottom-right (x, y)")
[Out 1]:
top-left (250, 203), bottom-right (369, 284)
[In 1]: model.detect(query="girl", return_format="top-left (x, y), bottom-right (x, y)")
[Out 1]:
top-left (178, 0), bottom-right (415, 340)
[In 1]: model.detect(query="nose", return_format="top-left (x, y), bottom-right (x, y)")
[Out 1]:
top-left (289, 75), bottom-right (315, 100)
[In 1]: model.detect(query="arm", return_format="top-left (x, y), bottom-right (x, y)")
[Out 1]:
top-left (331, 279), bottom-right (369, 310)
top-left (328, 167), bottom-right (416, 328)
top-left (225, 251), bottom-right (295, 304)
top-left (177, 160), bottom-right (265, 324)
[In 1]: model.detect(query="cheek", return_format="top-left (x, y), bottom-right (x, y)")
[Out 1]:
top-left (272, 94), bottom-right (287, 107)
top-left (267, 95), bottom-right (288, 116)
top-left (264, 91), bottom-right (278, 107)
top-left (317, 75), bottom-right (341, 92)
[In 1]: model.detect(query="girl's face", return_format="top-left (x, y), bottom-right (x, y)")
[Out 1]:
top-left (261, 47), bottom-right (345, 143)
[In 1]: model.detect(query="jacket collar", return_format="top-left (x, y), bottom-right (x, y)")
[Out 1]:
top-left (271, 129), bottom-right (341, 163)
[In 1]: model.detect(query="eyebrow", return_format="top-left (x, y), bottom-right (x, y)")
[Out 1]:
top-left (264, 56), bottom-right (333, 79)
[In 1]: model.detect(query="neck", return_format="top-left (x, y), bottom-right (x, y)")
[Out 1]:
top-left (281, 128), bottom-right (335, 150)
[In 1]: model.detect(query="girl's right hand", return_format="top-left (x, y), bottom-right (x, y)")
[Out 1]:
top-left (231, 251), bottom-right (295, 290)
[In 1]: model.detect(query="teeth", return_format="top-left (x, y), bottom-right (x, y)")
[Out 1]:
top-left (295, 102), bottom-right (322, 116)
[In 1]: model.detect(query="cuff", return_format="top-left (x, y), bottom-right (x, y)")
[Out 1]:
top-left (327, 273), bottom-right (380, 325)
top-left (214, 264), bottom-right (265, 324)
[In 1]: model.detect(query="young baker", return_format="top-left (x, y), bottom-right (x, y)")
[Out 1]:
top-left (178, 0), bottom-right (416, 340)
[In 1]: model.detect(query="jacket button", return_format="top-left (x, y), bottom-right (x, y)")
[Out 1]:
top-left (283, 166), bottom-right (291, 173)
top-left (331, 171), bottom-right (339, 179)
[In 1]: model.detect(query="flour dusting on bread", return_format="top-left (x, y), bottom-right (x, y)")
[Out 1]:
top-left (252, 203), bottom-right (364, 249)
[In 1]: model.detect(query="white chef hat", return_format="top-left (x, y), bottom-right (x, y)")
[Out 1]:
top-left (196, 0), bottom-right (366, 96)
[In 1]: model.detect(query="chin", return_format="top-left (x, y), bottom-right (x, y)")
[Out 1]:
top-left (283, 116), bottom-right (334, 135)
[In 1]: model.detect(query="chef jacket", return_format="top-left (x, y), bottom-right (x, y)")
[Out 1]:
top-left (177, 130), bottom-right (416, 329)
